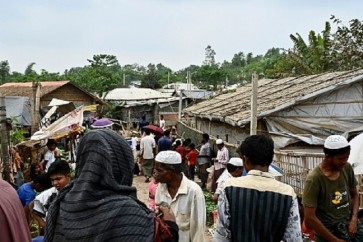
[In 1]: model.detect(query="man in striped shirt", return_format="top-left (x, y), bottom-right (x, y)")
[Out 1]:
top-left (214, 135), bottom-right (302, 242)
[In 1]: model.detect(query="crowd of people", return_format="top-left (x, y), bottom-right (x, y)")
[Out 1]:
top-left (1, 113), bottom-right (363, 242)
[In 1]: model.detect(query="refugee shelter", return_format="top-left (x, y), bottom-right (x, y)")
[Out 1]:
top-left (0, 81), bottom-right (105, 108)
top-left (182, 68), bottom-right (363, 197)
top-left (183, 68), bottom-right (363, 148)
top-left (104, 88), bottom-right (183, 128)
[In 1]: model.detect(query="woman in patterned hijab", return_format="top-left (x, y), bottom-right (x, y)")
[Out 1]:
top-left (45, 129), bottom-right (155, 242)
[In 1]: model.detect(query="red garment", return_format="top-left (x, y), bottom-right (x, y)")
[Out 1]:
top-left (187, 150), bottom-right (198, 166)
top-left (183, 146), bottom-right (191, 159)
top-left (176, 146), bottom-right (185, 159)
top-left (302, 220), bottom-right (315, 240)
top-left (0, 179), bottom-right (32, 242)
top-left (148, 179), bottom-right (158, 212)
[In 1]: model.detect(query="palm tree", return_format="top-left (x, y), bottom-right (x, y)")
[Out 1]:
top-left (288, 22), bottom-right (332, 75)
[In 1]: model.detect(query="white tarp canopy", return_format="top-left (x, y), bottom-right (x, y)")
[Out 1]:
top-left (41, 98), bottom-right (76, 128)
top-left (31, 105), bottom-right (97, 141)
top-left (265, 83), bottom-right (363, 149)
top-left (348, 133), bottom-right (363, 175)
top-left (5, 96), bottom-right (31, 126)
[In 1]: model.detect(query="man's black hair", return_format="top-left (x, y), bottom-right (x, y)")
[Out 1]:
top-left (48, 160), bottom-right (71, 176)
top-left (323, 146), bottom-right (350, 156)
top-left (202, 133), bottom-right (209, 141)
top-left (185, 138), bottom-right (191, 145)
top-left (238, 135), bottom-right (274, 167)
top-left (189, 143), bottom-right (195, 149)
top-left (33, 173), bottom-right (52, 189)
top-left (175, 140), bottom-right (181, 146)
top-left (226, 163), bottom-right (242, 173)
top-left (164, 129), bottom-right (171, 136)
top-left (47, 139), bottom-right (56, 147)
top-left (358, 209), bottom-right (363, 219)
top-left (144, 129), bottom-right (151, 135)
top-left (160, 163), bottom-right (183, 174)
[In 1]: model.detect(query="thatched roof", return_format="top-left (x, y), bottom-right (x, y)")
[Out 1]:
top-left (0, 81), bottom-right (69, 97)
top-left (0, 81), bottom-right (105, 104)
top-left (184, 69), bottom-right (363, 127)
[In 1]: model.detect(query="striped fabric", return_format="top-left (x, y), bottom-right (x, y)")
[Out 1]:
top-left (225, 186), bottom-right (292, 242)
top-left (44, 129), bottom-right (154, 242)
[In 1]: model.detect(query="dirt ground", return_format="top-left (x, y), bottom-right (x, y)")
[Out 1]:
top-left (132, 174), bottom-right (213, 242)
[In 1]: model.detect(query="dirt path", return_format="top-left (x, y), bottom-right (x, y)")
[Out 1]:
top-left (132, 175), bottom-right (213, 241)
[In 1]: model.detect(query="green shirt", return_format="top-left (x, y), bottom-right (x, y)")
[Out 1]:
top-left (303, 163), bottom-right (357, 227)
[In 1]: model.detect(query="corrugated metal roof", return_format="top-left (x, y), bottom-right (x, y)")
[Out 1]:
top-left (105, 88), bottom-right (171, 101)
top-left (184, 69), bottom-right (363, 127)
top-left (162, 83), bottom-right (198, 90)
top-left (182, 90), bottom-right (214, 99)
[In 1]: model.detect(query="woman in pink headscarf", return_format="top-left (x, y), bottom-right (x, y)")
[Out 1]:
top-left (0, 179), bottom-right (32, 242)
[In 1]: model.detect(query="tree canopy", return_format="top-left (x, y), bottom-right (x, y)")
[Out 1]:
top-left (1, 17), bottom-right (362, 95)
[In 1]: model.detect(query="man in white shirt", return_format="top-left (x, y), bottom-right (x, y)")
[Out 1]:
top-left (159, 114), bottom-right (166, 130)
top-left (140, 129), bottom-right (156, 182)
top-left (42, 139), bottom-right (58, 172)
top-left (211, 139), bottom-right (229, 192)
top-left (154, 151), bottom-right (206, 242)
top-left (212, 157), bottom-right (243, 203)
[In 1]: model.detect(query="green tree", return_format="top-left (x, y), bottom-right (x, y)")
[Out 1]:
top-left (203, 45), bottom-right (216, 66)
top-left (86, 54), bottom-right (122, 96)
top-left (231, 52), bottom-right (246, 67)
top-left (38, 69), bottom-right (62, 81)
top-left (23, 62), bottom-right (39, 81)
top-left (194, 65), bottom-right (225, 90)
top-left (330, 16), bottom-right (363, 70)
top-left (0, 60), bottom-right (10, 84)
top-left (141, 64), bottom-right (162, 89)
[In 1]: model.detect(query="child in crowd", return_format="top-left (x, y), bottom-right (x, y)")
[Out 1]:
top-left (148, 176), bottom-right (158, 212)
top-left (186, 143), bottom-right (198, 180)
top-left (29, 162), bottom-right (44, 181)
top-left (17, 173), bottom-right (51, 206)
top-left (136, 144), bottom-right (143, 176)
top-left (28, 160), bottom-right (71, 236)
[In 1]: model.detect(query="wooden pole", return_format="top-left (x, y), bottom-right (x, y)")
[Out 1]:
top-left (128, 109), bottom-right (131, 129)
top-left (178, 90), bottom-right (183, 120)
top-left (250, 72), bottom-right (258, 135)
top-left (0, 96), bottom-right (10, 182)
top-left (31, 81), bottom-right (41, 135)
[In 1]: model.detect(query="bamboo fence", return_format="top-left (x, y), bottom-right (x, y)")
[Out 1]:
top-left (274, 150), bottom-right (363, 207)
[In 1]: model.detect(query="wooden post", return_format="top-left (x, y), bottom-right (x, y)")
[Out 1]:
top-left (178, 90), bottom-right (183, 120)
top-left (0, 96), bottom-right (11, 182)
top-left (31, 81), bottom-right (41, 135)
top-left (128, 109), bottom-right (131, 129)
top-left (250, 72), bottom-right (258, 135)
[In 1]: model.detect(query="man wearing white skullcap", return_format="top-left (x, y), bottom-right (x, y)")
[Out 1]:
top-left (212, 157), bottom-right (243, 202)
top-left (153, 151), bottom-right (206, 242)
top-left (303, 135), bottom-right (363, 241)
top-left (211, 139), bottom-right (229, 193)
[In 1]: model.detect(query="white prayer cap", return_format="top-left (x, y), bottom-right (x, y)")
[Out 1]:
top-left (155, 151), bottom-right (182, 164)
top-left (324, 135), bottom-right (349, 149)
top-left (216, 139), bottom-right (223, 145)
top-left (228, 157), bottom-right (243, 167)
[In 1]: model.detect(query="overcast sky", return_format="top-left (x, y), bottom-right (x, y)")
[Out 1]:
top-left (1, 0), bottom-right (362, 74)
